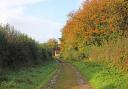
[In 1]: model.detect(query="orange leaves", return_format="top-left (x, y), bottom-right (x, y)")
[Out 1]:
top-left (102, 16), bottom-right (107, 21)
top-left (86, 29), bottom-right (106, 36)
top-left (61, 0), bottom-right (127, 57)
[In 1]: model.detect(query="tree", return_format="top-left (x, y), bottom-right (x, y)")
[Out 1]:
top-left (48, 38), bottom-right (58, 49)
top-left (47, 38), bottom-right (58, 56)
top-left (0, 24), bottom-right (53, 70)
top-left (61, 0), bottom-right (128, 60)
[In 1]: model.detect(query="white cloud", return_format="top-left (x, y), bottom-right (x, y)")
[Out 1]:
top-left (0, 0), bottom-right (45, 23)
top-left (0, 0), bottom-right (62, 42)
top-left (8, 16), bottom-right (62, 42)
top-left (0, 0), bottom-right (84, 42)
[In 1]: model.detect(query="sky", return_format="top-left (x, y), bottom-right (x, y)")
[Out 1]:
top-left (0, 0), bottom-right (83, 42)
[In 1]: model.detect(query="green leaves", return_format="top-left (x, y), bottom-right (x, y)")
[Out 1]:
top-left (0, 24), bottom-right (52, 70)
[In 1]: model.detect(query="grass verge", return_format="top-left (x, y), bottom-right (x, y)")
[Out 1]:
top-left (72, 61), bottom-right (128, 89)
top-left (0, 61), bottom-right (58, 89)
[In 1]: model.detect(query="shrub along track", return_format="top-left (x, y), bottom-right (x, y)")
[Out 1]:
top-left (44, 62), bottom-right (92, 89)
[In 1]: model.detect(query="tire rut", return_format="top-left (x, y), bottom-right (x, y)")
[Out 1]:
top-left (44, 62), bottom-right (92, 89)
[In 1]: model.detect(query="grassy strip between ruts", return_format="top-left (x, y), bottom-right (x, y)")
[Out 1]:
top-left (0, 61), bottom-right (58, 89)
top-left (72, 61), bottom-right (128, 89)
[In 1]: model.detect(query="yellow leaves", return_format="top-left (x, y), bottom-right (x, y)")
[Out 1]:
top-left (61, 0), bottom-right (127, 55)
top-left (47, 38), bottom-right (58, 49)
top-left (84, 29), bottom-right (107, 39)
top-left (111, 29), bottom-right (116, 33)
top-left (84, 32), bottom-right (91, 36)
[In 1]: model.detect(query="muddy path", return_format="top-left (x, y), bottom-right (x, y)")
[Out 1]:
top-left (44, 62), bottom-right (92, 89)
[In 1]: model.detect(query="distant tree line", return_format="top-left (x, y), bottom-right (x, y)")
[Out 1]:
top-left (0, 24), bottom-right (53, 71)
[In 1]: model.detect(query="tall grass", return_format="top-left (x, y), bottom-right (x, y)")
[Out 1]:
top-left (0, 61), bottom-right (58, 89)
top-left (89, 37), bottom-right (128, 72)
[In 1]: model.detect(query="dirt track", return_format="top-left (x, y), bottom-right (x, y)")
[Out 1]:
top-left (45, 62), bottom-right (92, 89)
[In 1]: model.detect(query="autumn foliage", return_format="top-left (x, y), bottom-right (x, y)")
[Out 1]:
top-left (62, 0), bottom-right (127, 45)
top-left (61, 0), bottom-right (128, 70)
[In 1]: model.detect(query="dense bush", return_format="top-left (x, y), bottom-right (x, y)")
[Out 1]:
top-left (0, 24), bottom-right (52, 71)
top-left (61, 0), bottom-right (128, 71)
